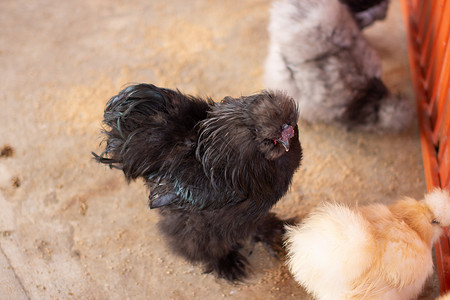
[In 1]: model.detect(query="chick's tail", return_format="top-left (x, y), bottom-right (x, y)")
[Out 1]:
top-left (284, 203), bottom-right (376, 298)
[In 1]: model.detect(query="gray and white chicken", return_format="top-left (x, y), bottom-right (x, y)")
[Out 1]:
top-left (264, 0), bottom-right (412, 131)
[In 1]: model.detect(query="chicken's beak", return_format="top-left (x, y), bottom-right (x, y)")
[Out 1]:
top-left (278, 139), bottom-right (290, 152)
top-left (278, 124), bottom-right (294, 152)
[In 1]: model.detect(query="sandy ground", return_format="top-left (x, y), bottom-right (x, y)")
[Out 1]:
top-left (0, 0), bottom-right (439, 299)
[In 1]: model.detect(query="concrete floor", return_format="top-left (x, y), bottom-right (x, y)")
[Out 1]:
top-left (0, 0), bottom-right (437, 299)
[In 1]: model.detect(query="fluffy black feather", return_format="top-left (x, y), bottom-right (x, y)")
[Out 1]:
top-left (94, 84), bottom-right (302, 281)
top-left (339, 0), bottom-right (390, 28)
top-left (341, 77), bottom-right (389, 127)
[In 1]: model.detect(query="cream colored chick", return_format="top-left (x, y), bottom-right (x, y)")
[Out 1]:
top-left (285, 189), bottom-right (450, 300)
top-left (439, 292), bottom-right (450, 300)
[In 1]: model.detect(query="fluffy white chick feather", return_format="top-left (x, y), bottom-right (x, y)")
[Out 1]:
top-left (438, 292), bottom-right (450, 300)
top-left (285, 189), bottom-right (450, 300)
top-left (264, 0), bottom-right (413, 131)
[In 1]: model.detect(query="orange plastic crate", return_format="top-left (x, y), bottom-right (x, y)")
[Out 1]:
top-left (401, 0), bottom-right (450, 294)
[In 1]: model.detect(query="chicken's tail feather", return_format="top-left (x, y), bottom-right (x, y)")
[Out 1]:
top-left (91, 151), bottom-right (122, 169)
top-left (94, 83), bottom-right (211, 181)
top-left (342, 77), bottom-right (414, 132)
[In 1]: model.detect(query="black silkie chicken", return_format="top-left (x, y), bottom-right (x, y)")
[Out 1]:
top-left (94, 84), bottom-right (302, 281)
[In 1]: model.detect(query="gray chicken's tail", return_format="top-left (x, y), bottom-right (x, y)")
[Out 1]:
top-left (341, 77), bottom-right (414, 132)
